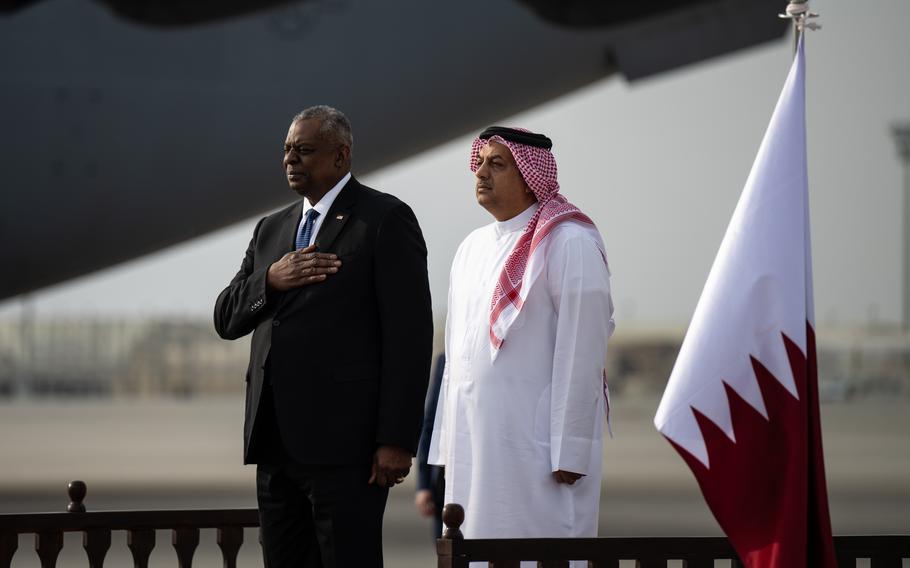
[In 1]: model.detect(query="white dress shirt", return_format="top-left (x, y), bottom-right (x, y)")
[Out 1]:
top-left (296, 171), bottom-right (352, 248)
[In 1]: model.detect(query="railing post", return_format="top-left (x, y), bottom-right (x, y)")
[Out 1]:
top-left (83, 529), bottom-right (111, 568)
top-left (217, 526), bottom-right (243, 568)
top-left (173, 527), bottom-right (200, 568)
top-left (127, 529), bottom-right (155, 568)
top-left (67, 481), bottom-right (111, 568)
top-left (35, 531), bottom-right (63, 568)
top-left (67, 481), bottom-right (87, 513)
top-left (0, 532), bottom-right (17, 568)
top-left (437, 503), bottom-right (468, 568)
top-left (442, 503), bottom-right (464, 541)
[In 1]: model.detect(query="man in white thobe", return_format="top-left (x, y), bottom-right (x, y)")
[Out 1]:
top-left (429, 126), bottom-right (614, 561)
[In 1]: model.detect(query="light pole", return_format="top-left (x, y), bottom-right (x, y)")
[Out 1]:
top-left (892, 123), bottom-right (910, 332)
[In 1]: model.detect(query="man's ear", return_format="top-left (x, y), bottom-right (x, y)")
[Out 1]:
top-left (335, 145), bottom-right (351, 168)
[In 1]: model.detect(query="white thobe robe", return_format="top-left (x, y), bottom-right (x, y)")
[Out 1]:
top-left (429, 204), bottom-right (614, 565)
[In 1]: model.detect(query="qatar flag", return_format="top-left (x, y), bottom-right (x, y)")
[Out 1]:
top-left (654, 37), bottom-right (836, 567)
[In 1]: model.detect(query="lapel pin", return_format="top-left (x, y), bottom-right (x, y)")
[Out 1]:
top-left (336, 214), bottom-right (344, 220)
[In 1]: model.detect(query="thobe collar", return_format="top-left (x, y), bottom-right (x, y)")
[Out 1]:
top-left (493, 203), bottom-right (537, 238)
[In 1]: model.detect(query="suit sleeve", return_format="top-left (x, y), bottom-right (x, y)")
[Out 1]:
top-left (213, 217), bottom-right (273, 340)
top-left (416, 354), bottom-right (445, 490)
top-left (373, 203), bottom-right (434, 454)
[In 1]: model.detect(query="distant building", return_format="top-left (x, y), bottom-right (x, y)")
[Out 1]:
top-left (0, 318), bottom-right (905, 400)
top-left (0, 318), bottom-right (249, 398)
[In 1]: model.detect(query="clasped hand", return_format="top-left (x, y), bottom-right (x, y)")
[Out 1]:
top-left (369, 445), bottom-right (411, 488)
top-left (267, 245), bottom-right (341, 291)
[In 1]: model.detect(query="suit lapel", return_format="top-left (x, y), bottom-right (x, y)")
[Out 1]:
top-left (314, 178), bottom-right (358, 252)
top-left (278, 178), bottom-right (360, 310)
top-left (283, 201), bottom-right (305, 252)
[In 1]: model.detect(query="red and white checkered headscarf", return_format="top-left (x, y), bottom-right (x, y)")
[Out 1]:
top-left (470, 127), bottom-right (606, 356)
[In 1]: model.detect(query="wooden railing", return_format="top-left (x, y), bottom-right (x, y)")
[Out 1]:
top-left (0, 481), bottom-right (259, 568)
top-left (436, 504), bottom-right (910, 568)
top-left (4, 485), bottom-right (908, 567)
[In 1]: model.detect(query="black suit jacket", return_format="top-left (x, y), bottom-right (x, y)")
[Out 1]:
top-left (214, 177), bottom-right (433, 465)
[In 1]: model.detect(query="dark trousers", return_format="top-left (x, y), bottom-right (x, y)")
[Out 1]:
top-left (251, 381), bottom-right (388, 568)
top-left (257, 462), bottom-right (388, 568)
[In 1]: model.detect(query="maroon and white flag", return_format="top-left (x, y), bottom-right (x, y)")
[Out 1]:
top-left (654, 37), bottom-right (837, 567)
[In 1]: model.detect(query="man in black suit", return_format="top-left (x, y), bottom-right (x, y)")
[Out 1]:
top-left (214, 105), bottom-right (433, 568)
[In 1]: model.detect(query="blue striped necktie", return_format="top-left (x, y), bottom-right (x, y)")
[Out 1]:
top-left (295, 208), bottom-right (320, 250)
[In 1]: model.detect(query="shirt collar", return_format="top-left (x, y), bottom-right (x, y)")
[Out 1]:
top-left (493, 202), bottom-right (537, 238)
top-left (304, 171), bottom-right (351, 216)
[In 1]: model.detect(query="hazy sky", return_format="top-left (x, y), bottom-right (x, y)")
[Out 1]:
top-left (1, 0), bottom-right (908, 330)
